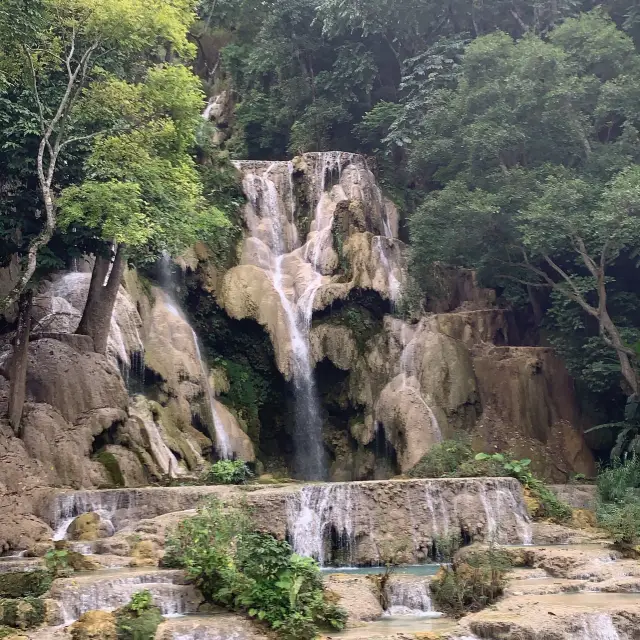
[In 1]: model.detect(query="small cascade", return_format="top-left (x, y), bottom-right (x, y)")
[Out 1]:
top-left (383, 578), bottom-right (438, 617)
top-left (374, 236), bottom-right (402, 304)
top-left (574, 614), bottom-right (621, 640)
top-left (51, 570), bottom-right (199, 623)
top-left (162, 297), bottom-right (232, 460)
top-left (479, 484), bottom-right (532, 545)
top-left (424, 483), bottom-right (453, 538)
top-left (51, 491), bottom-right (134, 541)
top-left (286, 483), bottom-right (356, 565)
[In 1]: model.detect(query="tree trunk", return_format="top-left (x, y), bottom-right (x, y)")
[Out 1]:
top-left (600, 311), bottom-right (639, 395)
top-left (76, 246), bottom-right (126, 355)
top-left (8, 290), bottom-right (33, 434)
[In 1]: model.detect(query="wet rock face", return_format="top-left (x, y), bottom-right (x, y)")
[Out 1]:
top-left (471, 346), bottom-right (596, 481)
top-left (324, 574), bottom-right (383, 623)
top-left (47, 478), bottom-right (531, 567)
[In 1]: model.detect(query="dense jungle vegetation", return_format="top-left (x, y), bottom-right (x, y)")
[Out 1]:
top-left (3, 0), bottom-right (640, 454)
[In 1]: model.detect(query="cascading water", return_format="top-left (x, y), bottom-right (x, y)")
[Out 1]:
top-left (232, 152), bottom-right (404, 479)
top-left (383, 578), bottom-right (439, 617)
top-left (286, 483), bottom-right (356, 565)
top-left (159, 255), bottom-right (232, 459)
top-left (51, 491), bottom-right (135, 541)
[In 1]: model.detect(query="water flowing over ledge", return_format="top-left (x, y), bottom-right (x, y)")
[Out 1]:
top-left (45, 477), bottom-right (531, 566)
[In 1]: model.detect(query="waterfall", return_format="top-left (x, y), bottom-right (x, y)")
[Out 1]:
top-left (163, 298), bottom-right (232, 459)
top-left (478, 484), bottom-right (532, 545)
top-left (286, 483), bottom-right (355, 565)
top-left (51, 570), bottom-right (199, 623)
top-left (51, 491), bottom-right (134, 541)
top-left (574, 614), bottom-right (620, 640)
top-left (129, 395), bottom-right (185, 477)
top-left (159, 256), bottom-right (232, 459)
top-left (384, 579), bottom-right (438, 617)
top-left (234, 158), bottom-right (329, 479)
top-left (232, 153), bottom-right (404, 478)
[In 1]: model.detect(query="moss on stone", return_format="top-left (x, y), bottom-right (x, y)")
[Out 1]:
top-left (95, 450), bottom-right (125, 487)
top-left (0, 597), bottom-right (46, 629)
top-left (0, 572), bottom-right (52, 599)
top-left (115, 606), bottom-right (163, 640)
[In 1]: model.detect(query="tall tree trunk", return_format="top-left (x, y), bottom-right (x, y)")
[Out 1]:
top-left (76, 246), bottom-right (126, 355)
top-left (600, 311), bottom-right (639, 396)
top-left (8, 290), bottom-right (33, 434)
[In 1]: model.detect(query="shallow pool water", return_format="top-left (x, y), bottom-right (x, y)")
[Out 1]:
top-left (327, 614), bottom-right (457, 638)
top-left (321, 564), bottom-right (440, 577)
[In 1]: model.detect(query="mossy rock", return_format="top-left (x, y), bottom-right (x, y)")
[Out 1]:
top-left (94, 451), bottom-right (125, 487)
top-left (0, 572), bottom-right (52, 598)
top-left (70, 610), bottom-right (117, 640)
top-left (0, 598), bottom-right (46, 629)
top-left (115, 606), bottom-right (163, 640)
top-left (0, 626), bottom-right (27, 639)
top-left (67, 513), bottom-right (101, 542)
top-left (129, 540), bottom-right (159, 568)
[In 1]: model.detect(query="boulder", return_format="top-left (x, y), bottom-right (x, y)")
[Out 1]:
top-left (70, 610), bottom-right (117, 640)
top-left (67, 513), bottom-right (111, 542)
top-left (25, 338), bottom-right (128, 425)
top-left (324, 574), bottom-right (382, 623)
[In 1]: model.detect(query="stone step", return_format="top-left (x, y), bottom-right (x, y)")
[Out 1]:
top-left (45, 477), bottom-right (533, 566)
top-left (154, 613), bottom-right (269, 639)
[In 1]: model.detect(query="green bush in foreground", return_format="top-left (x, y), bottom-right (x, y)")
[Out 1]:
top-left (202, 460), bottom-right (254, 485)
top-left (0, 571), bottom-right (52, 598)
top-left (115, 590), bottom-right (163, 640)
top-left (430, 547), bottom-right (511, 618)
top-left (596, 457), bottom-right (640, 545)
top-left (165, 499), bottom-right (346, 640)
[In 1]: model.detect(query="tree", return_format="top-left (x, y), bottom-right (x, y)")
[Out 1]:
top-left (0, 0), bottom-right (198, 312)
top-left (59, 65), bottom-right (227, 354)
top-left (408, 12), bottom-right (640, 395)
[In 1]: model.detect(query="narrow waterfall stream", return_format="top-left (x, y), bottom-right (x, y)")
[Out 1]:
top-left (232, 152), bottom-right (404, 479)
top-left (159, 255), bottom-right (232, 459)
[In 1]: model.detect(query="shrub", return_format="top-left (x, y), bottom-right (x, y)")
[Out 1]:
top-left (165, 500), bottom-right (346, 640)
top-left (202, 460), bottom-right (254, 485)
top-left (115, 590), bottom-right (163, 640)
top-left (430, 547), bottom-right (511, 618)
top-left (596, 457), bottom-right (640, 544)
top-left (408, 440), bottom-right (475, 478)
top-left (44, 549), bottom-right (71, 576)
top-left (432, 533), bottom-right (463, 563)
top-left (475, 453), bottom-right (572, 522)
top-left (0, 571), bottom-right (52, 598)
top-left (597, 457), bottom-right (640, 503)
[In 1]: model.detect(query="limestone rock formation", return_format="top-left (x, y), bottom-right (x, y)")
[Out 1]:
top-left (471, 346), bottom-right (596, 481)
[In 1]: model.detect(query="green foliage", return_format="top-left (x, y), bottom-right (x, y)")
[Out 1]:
top-left (475, 453), bottom-right (572, 521)
top-left (408, 440), bottom-right (505, 479)
top-left (43, 549), bottom-right (70, 577)
top-left (202, 460), bottom-right (254, 485)
top-left (115, 591), bottom-right (163, 640)
top-left (164, 500), bottom-right (346, 639)
top-left (432, 533), bottom-right (463, 563)
top-left (0, 571), bottom-right (52, 598)
top-left (0, 597), bottom-right (46, 629)
top-left (430, 547), bottom-right (511, 618)
top-left (596, 456), bottom-right (640, 544)
top-left (408, 440), bottom-right (476, 478)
